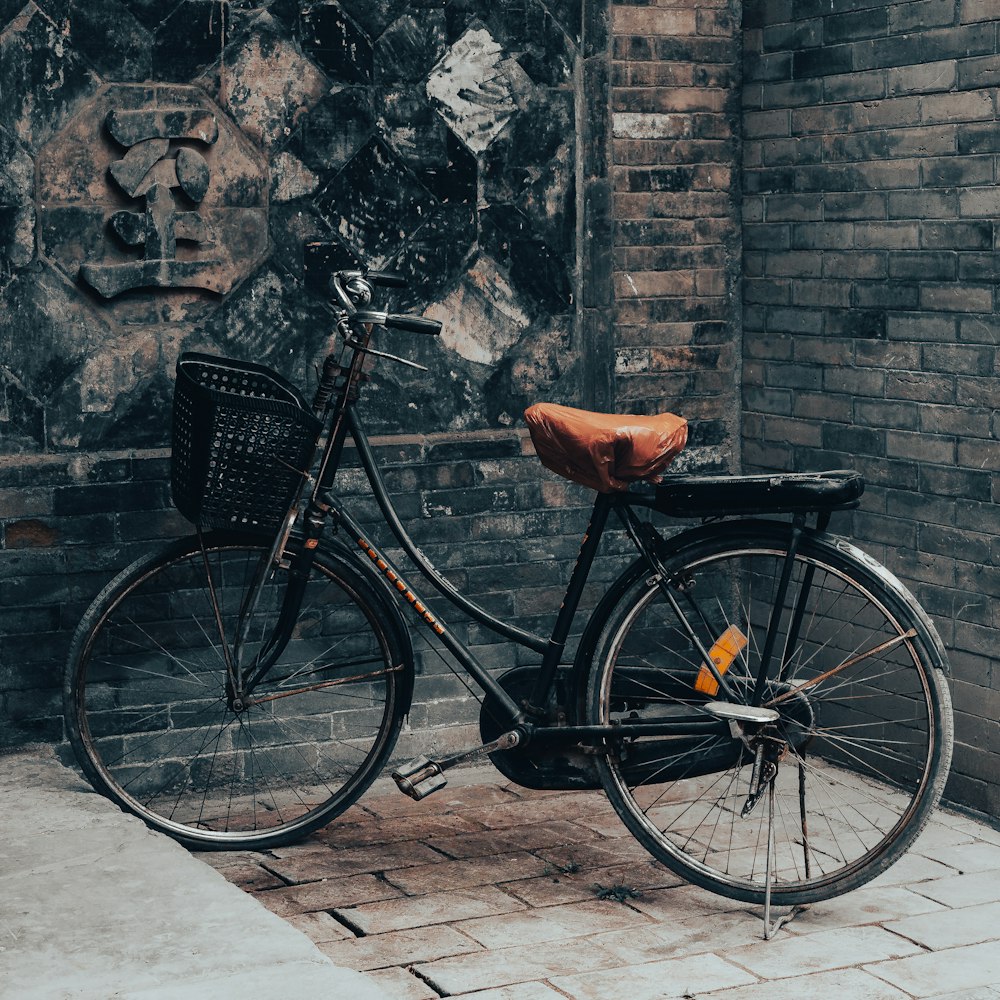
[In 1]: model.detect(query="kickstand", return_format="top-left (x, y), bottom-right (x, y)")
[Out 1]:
top-left (762, 777), bottom-right (809, 940)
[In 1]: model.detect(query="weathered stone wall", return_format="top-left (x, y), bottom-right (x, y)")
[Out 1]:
top-left (743, 0), bottom-right (1000, 814)
top-left (0, 0), bottom-right (742, 748)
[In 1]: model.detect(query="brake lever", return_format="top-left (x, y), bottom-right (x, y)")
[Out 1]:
top-left (344, 338), bottom-right (428, 371)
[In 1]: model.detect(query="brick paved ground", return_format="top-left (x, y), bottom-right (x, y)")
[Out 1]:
top-left (206, 766), bottom-right (1000, 999)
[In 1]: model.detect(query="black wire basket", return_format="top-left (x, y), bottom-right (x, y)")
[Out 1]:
top-left (171, 352), bottom-right (323, 533)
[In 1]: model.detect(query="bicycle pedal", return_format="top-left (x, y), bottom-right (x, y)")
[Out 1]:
top-left (392, 755), bottom-right (448, 800)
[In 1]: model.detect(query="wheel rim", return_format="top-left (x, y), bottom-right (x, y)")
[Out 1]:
top-left (73, 542), bottom-right (398, 846)
top-left (598, 543), bottom-right (941, 900)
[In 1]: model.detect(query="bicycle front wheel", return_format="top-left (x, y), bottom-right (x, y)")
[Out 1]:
top-left (65, 533), bottom-right (411, 850)
top-left (588, 521), bottom-right (953, 905)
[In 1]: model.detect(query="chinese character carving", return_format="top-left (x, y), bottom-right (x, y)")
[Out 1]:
top-left (80, 109), bottom-right (225, 298)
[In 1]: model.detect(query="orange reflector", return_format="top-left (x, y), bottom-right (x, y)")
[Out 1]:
top-left (695, 625), bottom-right (748, 696)
top-left (304, 538), bottom-right (319, 549)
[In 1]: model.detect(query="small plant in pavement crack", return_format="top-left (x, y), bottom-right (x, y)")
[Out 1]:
top-left (591, 881), bottom-right (641, 902)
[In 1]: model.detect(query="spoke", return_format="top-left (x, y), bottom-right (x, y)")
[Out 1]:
top-left (814, 729), bottom-right (926, 779)
top-left (250, 664), bottom-right (401, 705)
top-left (105, 697), bottom-right (227, 774)
top-left (768, 630), bottom-right (918, 707)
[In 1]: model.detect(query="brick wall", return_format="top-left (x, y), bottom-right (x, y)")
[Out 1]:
top-left (743, 0), bottom-right (1000, 814)
top-left (611, 0), bottom-right (743, 471)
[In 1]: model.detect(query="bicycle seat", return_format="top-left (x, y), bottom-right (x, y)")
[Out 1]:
top-left (524, 402), bottom-right (687, 493)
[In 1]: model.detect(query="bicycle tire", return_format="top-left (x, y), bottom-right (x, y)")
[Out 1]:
top-left (64, 532), bottom-right (413, 851)
top-left (587, 520), bottom-right (953, 905)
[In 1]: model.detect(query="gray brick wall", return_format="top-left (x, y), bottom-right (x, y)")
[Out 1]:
top-left (743, 0), bottom-right (1000, 814)
top-left (612, 0), bottom-right (743, 471)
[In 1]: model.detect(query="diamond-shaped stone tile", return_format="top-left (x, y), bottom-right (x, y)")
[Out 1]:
top-left (0, 367), bottom-right (45, 452)
top-left (62, 0), bottom-right (153, 82)
top-left (284, 86), bottom-right (375, 173)
top-left (385, 201), bottom-right (477, 309)
top-left (0, 205), bottom-right (34, 270)
top-left (313, 136), bottom-right (437, 267)
top-left (300, 1), bottom-right (373, 84)
top-left (0, 6), bottom-right (102, 151)
top-left (152, 0), bottom-right (230, 80)
top-left (331, 0), bottom-right (408, 40)
top-left (374, 11), bottom-right (446, 85)
top-left (190, 263), bottom-right (328, 379)
top-left (426, 26), bottom-right (530, 154)
top-left (0, 265), bottom-right (117, 448)
top-left (0, 0), bottom-right (29, 32)
top-left (484, 0), bottom-right (578, 85)
top-left (0, 124), bottom-right (34, 205)
top-left (209, 26), bottom-right (327, 150)
top-left (483, 90), bottom-right (575, 253)
top-left (118, 0), bottom-right (184, 31)
top-left (378, 89), bottom-right (448, 172)
top-left (424, 253), bottom-right (530, 366)
top-left (481, 204), bottom-right (572, 315)
top-left (419, 127), bottom-right (477, 205)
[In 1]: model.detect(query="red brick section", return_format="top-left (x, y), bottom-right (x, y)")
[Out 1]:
top-left (611, 0), bottom-right (742, 470)
top-left (742, 0), bottom-right (1000, 815)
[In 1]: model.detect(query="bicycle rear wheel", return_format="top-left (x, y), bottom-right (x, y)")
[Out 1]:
top-left (588, 520), bottom-right (952, 905)
top-left (65, 533), bottom-right (411, 850)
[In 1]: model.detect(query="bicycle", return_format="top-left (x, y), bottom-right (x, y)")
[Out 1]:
top-left (64, 265), bottom-right (954, 914)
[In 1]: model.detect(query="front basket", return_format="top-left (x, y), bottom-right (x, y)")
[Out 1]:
top-left (170, 352), bottom-right (323, 533)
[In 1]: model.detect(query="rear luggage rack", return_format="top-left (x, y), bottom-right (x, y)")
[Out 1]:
top-left (653, 470), bottom-right (864, 518)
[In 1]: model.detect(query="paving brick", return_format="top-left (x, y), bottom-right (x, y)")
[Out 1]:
top-left (264, 841), bottom-right (443, 882)
top-left (695, 968), bottom-right (913, 999)
top-left (358, 782), bottom-right (521, 819)
top-left (383, 851), bottom-right (552, 895)
top-left (252, 875), bottom-right (403, 917)
top-left (785, 885), bottom-right (945, 932)
top-left (550, 953), bottom-right (757, 1000)
top-left (318, 924), bottom-right (482, 971)
top-left (885, 900), bottom-right (1000, 950)
top-left (460, 790), bottom-right (618, 830)
top-left (912, 869), bottom-right (1000, 909)
top-left (868, 940), bottom-right (1000, 996)
top-left (916, 840), bottom-right (1000, 874)
top-left (336, 885), bottom-right (526, 935)
top-left (365, 965), bottom-right (440, 1000)
top-left (426, 820), bottom-right (596, 859)
top-left (311, 811), bottom-right (485, 848)
top-left (503, 861), bottom-right (682, 908)
top-left (413, 934), bottom-right (637, 993)
top-left (725, 925), bottom-right (921, 979)
top-left (597, 911), bottom-right (775, 974)
top-left (458, 897), bottom-right (654, 950)
top-left (282, 911), bottom-right (355, 944)
top-left (457, 984), bottom-right (567, 1000)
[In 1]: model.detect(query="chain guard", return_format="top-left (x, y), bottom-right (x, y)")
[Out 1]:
top-left (478, 666), bottom-right (602, 790)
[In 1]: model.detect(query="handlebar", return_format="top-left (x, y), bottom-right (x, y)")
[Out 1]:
top-left (328, 268), bottom-right (441, 337)
top-left (352, 311), bottom-right (442, 336)
top-left (367, 270), bottom-right (407, 289)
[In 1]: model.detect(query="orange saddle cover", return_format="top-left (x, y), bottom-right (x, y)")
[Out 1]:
top-left (524, 402), bottom-right (688, 494)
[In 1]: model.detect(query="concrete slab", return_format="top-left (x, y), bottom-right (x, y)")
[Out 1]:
top-left (0, 746), bottom-right (389, 1000)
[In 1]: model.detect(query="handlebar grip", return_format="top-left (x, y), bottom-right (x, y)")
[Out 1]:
top-left (367, 270), bottom-right (407, 288)
top-left (383, 314), bottom-right (442, 336)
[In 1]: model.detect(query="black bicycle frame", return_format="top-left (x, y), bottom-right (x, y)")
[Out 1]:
top-left (238, 310), bottom-right (806, 742)
top-left (302, 403), bottom-right (731, 743)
